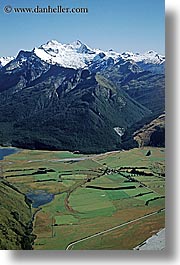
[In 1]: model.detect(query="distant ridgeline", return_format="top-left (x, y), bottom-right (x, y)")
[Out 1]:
top-left (0, 40), bottom-right (165, 153)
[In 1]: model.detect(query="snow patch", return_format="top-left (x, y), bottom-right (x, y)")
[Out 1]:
top-left (0, 56), bottom-right (15, 67)
top-left (121, 50), bottom-right (165, 65)
top-left (114, 127), bottom-right (125, 137)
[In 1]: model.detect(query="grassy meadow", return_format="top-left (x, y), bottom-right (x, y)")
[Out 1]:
top-left (1, 147), bottom-right (165, 250)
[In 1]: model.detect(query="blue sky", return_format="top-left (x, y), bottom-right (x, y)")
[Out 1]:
top-left (0, 0), bottom-right (165, 57)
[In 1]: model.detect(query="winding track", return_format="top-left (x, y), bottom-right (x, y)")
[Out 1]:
top-left (66, 208), bottom-right (165, 250)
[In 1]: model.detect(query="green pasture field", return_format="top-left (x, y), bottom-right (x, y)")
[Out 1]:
top-left (69, 188), bottom-right (115, 212)
top-left (105, 190), bottom-right (130, 200)
top-left (106, 173), bottom-right (127, 182)
top-left (42, 193), bottom-right (67, 214)
top-left (95, 148), bottom-right (165, 168)
top-left (132, 176), bottom-right (161, 182)
top-left (71, 211), bottom-right (165, 250)
top-left (136, 193), bottom-right (161, 202)
top-left (124, 187), bottom-right (151, 197)
top-left (55, 215), bottom-right (78, 225)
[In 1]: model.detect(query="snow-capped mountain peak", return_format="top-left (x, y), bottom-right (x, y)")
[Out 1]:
top-left (33, 40), bottom-right (165, 71)
top-left (1, 40), bottom-right (165, 74)
top-left (39, 39), bottom-right (94, 55)
top-left (33, 40), bottom-right (117, 69)
top-left (121, 50), bottom-right (165, 65)
top-left (0, 56), bottom-right (15, 68)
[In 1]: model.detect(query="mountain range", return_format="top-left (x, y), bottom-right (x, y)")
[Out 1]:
top-left (0, 40), bottom-right (165, 153)
top-left (0, 40), bottom-right (165, 72)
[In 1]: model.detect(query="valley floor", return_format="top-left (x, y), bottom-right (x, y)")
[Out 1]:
top-left (1, 147), bottom-right (165, 250)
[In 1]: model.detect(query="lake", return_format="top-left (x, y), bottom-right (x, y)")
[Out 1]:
top-left (0, 147), bottom-right (18, 160)
top-left (26, 190), bottom-right (55, 208)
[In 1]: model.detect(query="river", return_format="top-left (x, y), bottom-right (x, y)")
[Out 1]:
top-left (0, 147), bottom-right (18, 160)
